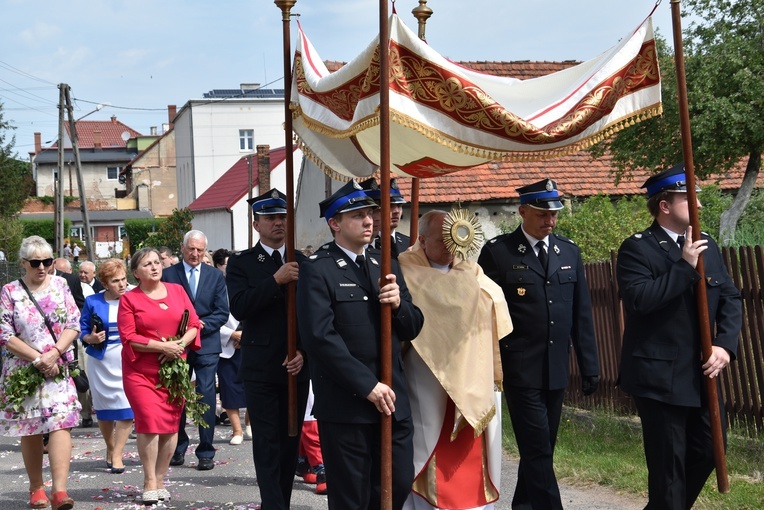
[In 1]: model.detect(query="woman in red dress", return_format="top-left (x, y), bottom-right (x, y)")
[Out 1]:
top-left (118, 248), bottom-right (201, 505)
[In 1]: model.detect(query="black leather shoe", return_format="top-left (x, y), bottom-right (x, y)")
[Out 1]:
top-left (170, 453), bottom-right (185, 466)
top-left (81, 418), bottom-right (93, 428)
top-left (196, 458), bottom-right (215, 471)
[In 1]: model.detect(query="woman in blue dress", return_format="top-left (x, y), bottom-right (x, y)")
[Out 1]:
top-left (80, 258), bottom-right (134, 473)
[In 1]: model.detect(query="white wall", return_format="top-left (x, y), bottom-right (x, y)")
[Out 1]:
top-left (175, 99), bottom-right (285, 209)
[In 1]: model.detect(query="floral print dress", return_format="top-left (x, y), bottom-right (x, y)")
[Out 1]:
top-left (0, 276), bottom-right (82, 436)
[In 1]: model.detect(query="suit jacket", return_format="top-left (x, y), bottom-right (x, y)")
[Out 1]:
top-left (226, 243), bottom-right (309, 384)
top-left (56, 270), bottom-right (85, 310)
top-left (89, 278), bottom-right (105, 293)
top-left (617, 221), bottom-right (741, 407)
top-left (375, 232), bottom-right (411, 258)
top-left (478, 226), bottom-right (600, 390)
top-left (296, 242), bottom-right (424, 423)
top-left (162, 262), bottom-right (229, 355)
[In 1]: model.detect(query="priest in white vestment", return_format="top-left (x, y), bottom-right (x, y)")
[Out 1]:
top-left (400, 210), bottom-right (512, 510)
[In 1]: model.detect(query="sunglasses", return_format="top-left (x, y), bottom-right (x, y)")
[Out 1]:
top-left (26, 258), bottom-right (54, 268)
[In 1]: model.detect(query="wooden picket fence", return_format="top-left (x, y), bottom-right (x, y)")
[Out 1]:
top-left (566, 247), bottom-right (764, 436)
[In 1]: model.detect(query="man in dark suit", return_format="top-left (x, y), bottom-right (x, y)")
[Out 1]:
top-left (53, 257), bottom-right (93, 427)
top-left (53, 257), bottom-right (85, 310)
top-left (617, 164), bottom-right (741, 509)
top-left (478, 178), bottom-right (600, 510)
top-left (226, 189), bottom-right (310, 509)
top-left (297, 180), bottom-right (425, 510)
top-left (79, 260), bottom-right (104, 293)
top-left (163, 229), bottom-right (230, 471)
top-left (361, 177), bottom-right (411, 257)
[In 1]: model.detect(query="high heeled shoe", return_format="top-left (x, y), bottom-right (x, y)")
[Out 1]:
top-left (29, 487), bottom-right (49, 509)
top-left (50, 491), bottom-right (74, 510)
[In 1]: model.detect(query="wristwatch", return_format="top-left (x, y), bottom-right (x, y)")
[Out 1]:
top-left (32, 356), bottom-right (42, 366)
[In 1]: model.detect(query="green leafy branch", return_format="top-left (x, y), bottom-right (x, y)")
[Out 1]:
top-left (2, 361), bottom-right (79, 414)
top-left (156, 336), bottom-right (209, 428)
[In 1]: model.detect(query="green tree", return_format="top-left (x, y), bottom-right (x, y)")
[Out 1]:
top-left (589, 0), bottom-right (764, 243)
top-left (0, 101), bottom-right (35, 259)
top-left (555, 195), bottom-right (651, 263)
top-left (150, 208), bottom-right (194, 253)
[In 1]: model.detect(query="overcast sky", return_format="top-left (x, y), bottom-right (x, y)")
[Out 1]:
top-left (2, 0), bottom-right (679, 160)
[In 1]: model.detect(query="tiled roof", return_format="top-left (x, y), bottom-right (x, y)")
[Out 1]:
top-left (56, 117), bottom-right (142, 149)
top-left (188, 146), bottom-right (295, 212)
top-left (322, 59), bottom-right (758, 202)
top-left (395, 153), bottom-right (760, 204)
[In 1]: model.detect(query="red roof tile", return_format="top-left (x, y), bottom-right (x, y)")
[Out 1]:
top-left (55, 116), bottom-right (142, 149)
top-left (188, 146), bottom-right (295, 211)
top-left (395, 153), bottom-right (759, 204)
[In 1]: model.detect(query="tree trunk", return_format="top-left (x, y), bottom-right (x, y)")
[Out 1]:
top-left (719, 150), bottom-right (762, 243)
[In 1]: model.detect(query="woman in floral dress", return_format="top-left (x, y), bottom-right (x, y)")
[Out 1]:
top-left (0, 236), bottom-right (81, 510)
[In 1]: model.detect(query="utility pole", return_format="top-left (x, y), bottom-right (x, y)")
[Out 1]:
top-left (55, 85), bottom-right (66, 257)
top-left (61, 84), bottom-right (96, 261)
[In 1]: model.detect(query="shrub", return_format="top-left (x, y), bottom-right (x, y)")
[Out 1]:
top-left (124, 218), bottom-right (166, 255)
top-left (20, 218), bottom-right (72, 246)
top-left (555, 194), bottom-right (651, 263)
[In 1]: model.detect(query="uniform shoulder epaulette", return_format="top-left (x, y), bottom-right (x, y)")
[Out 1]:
top-left (632, 230), bottom-right (651, 240)
top-left (487, 233), bottom-right (510, 245)
top-left (552, 233), bottom-right (577, 245)
top-left (229, 247), bottom-right (255, 259)
top-left (306, 249), bottom-right (332, 262)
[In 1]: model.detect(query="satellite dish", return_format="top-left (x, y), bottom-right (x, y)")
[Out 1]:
top-left (121, 131), bottom-right (130, 142)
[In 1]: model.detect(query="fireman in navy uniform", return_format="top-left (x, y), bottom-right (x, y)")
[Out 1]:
top-left (361, 177), bottom-right (411, 257)
top-left (225, 188), bottom-right (310, 510)
top-left (617, 164), bottom-right (741, 510)
top-left (478, 178), bottom-right (600, 510)
top-left (297, 180), bottom-right (425, 510)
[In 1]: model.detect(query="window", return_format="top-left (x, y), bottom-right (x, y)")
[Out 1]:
top-left (70, 228), bottom-right (81, 238)
top-left (107, 167), bottom-right (120, 180)
top-left (118, 226), bottom-right (127, 239)
top-left (239, 129), bottom-right (254, 151)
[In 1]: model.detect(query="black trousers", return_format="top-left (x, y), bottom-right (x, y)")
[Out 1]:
top-left (244, 379), bottom-right (309, 510)
top-left (318, 417), bottom-right (414, 510)
top-left (504, 386), bottom-right (565, 510)
top-left (633, 395), bottom-right (725, 510)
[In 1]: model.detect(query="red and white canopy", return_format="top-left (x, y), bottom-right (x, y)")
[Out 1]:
top-left (291, 13), bottom-right (661, 180)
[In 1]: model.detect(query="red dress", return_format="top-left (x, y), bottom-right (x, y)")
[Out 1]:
top-left (118, 283), bottom-right (201, 434)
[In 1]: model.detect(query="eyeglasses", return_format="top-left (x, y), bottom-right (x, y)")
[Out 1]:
top-left (25, 258), bottom-right (54, 268)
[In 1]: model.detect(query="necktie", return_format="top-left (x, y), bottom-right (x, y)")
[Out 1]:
top-left (676, 235), bottom-right (685, 249)
top-left (188, 267), bottom-right (197, 299)
top-left (356, 254), bottom-right (370, 282)
top-left (272, 250), bottom-right (283, 267)
top-left (536, 241), bottom-right (548, 273)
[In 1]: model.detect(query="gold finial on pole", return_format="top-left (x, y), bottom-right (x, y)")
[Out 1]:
top-left (411, 0), bottom-right (433, 40)
top-left (275, 0), bottom-right (296, 21)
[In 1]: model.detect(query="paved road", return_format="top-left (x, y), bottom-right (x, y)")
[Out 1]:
top-left (0, 422), bottom-right (645, 509)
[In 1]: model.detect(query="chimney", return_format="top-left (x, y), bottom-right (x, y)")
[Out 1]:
top-left (150, 126), bottom-right (157, 136)
top-left (257, 145), bottom-right (270, 193)
top-left (167, 105), bottom-right (177, 127)
top-left (94, 130), bottom-right (102, 150)
top-left (34, 132), bottom-right (41, 154)
top-left (111, 115), bottom-right (117, 124)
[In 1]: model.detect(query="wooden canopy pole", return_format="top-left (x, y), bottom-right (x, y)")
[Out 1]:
top-left (275, 0), bottom-right (299, 437)
top-left (378, 1), bottom-right (393, 508)
top-left (669, 0), bottom-right (729, 493)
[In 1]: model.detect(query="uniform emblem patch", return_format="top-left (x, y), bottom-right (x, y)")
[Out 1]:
top-left (553, 245), bottom-right (560, 255)
top-left (518, 244), bottom-right (527, 254)
top-left (257, 254), bottom-right (265, 263)
top-left (517, 287), bottom-right (526, 296)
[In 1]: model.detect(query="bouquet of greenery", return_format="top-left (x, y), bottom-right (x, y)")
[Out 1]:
top-left (155, 314), bottom-right (209, 428)
top-left (3, 360), bottom-right (80, 413)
